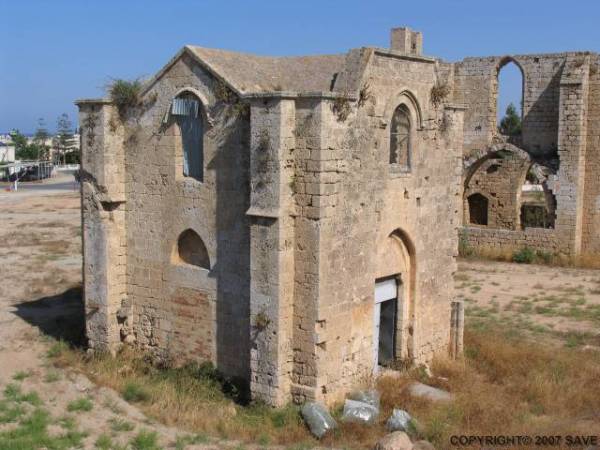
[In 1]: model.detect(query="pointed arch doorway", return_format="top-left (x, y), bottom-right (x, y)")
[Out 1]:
top-left (373, 229), bottom-right (415, 372)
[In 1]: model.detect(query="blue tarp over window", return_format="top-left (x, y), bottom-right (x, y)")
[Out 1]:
top-left (173, 98), bottom-right (203, 181)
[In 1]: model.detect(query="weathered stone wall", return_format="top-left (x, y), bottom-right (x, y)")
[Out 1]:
top-left (247, 97), bottom-right (296, 406)
top-left (454, 54), bottom-right (565, 158)
top-left (460, 226), bottom-right (567, 255)
top-left (456, 51), bottom-right (599, 258)
top-left (288, 49), bottom-right (464, 404)
top-left (463, 151), bottom-right (530, 229)
top-left (584, 54), bottom-right (600, 254)
top-left (78, 101), bottom-right (127, 353)
top-left (89, 54), bottom-right (253, 378)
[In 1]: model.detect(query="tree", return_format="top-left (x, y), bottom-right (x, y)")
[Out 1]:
top-left (54, 113), bottom-right (78, 164)
top-left (32, 118), bottom-right (51, 161)
top-left (10, 129), bottom-right (38, 160)
top-left (499, 103), bottom-right (522, 136)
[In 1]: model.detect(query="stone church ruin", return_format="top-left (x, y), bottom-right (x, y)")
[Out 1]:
top-left (76, 27), bottom-right (599, 406)
top-left (459, 54), bottom-right (600, 256)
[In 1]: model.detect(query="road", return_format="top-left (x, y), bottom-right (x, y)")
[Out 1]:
top-left (0, 181), bottom-right (78, 192)
top-left (0, 174), bottom-right (79, 196)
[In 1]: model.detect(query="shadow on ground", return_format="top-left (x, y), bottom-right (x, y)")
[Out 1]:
top-left (13, 285), bottom-right (86, 347)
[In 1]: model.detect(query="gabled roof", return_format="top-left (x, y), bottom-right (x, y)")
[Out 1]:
top-left (137, 44), bottom-right (374, 100)
top-left (187, 46), bottom-right (348, 94)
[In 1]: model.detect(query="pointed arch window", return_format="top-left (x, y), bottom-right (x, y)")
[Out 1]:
top-left (390, 104), bottom-right (411, 168)
top-left (177, 229), bottom-right (210, 269)
top-left (172, 93), bottom-right (204, 182)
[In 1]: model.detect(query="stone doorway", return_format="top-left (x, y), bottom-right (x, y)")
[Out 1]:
top-left (373, 277), bottom-right (400, 370)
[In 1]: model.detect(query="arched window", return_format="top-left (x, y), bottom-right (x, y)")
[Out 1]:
top-left (390, 104), bottom-right (411, 167)
top-left (177, 229), bottom-right (210, 269)
top-left (468, 193), bottom-right (488, 226)
top-left (173, 92), bottom-right (204, 181)
top-left (497, 59), bottom-right (524, 137)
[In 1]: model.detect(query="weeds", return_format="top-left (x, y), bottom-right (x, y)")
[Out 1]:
top-left (110, 417), bottom-right (135, 433)
top-left (460, 241), bottom-right (600, 269)
top-left (44, 371), bottom-right (60, 383)
top-left (430, 82), bottom-right (450, 107)
top-left (107, 78), bottom-right (143, 116)
top-left (95, 433), bottom-right (114, 450)
top-left (12, 370), bottom-right (32, 381)
top-left (332, 95), bottom-right (352, 122)
top-left (67, 397), bottom-right (93, 412)
top-left (512, 247), bottom-right (535, 264)
top-left (130, 430), bottom-right (160, 450)
top-left (122, 381), bottom-right (150, 403)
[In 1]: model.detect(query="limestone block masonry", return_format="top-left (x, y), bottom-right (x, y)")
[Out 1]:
top-left (74, 25), bottom-right (600, 407)
top-left (457, 53), bottom-right (600, 257)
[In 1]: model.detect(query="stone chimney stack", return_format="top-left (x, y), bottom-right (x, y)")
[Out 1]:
top-left (390, 27), bottom-right (423, 55)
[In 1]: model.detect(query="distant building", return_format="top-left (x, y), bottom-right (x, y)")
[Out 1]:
top-left (0, 142), bottom-right (15, 163)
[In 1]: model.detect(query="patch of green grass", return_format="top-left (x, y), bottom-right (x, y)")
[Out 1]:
top-left (57, 415), bottom-right (76, 430)
top-left (44, 371), bottom-right (60, 383)
top-left (110, 417), bottom-right (135, 433)
top-left (4, 384), bottom-right (42, 406)
top-left (513, 247), bottom-right (535, 264)
top-left (130, 429), bottom-right (160, 450)
top-left (175, 433), bottom-right (210, 450)
top-left (122, 382), bottom-right (150, 403)
top-left (96, 433), bottom-right (114, 450)
top-left (0, 401), bottom-right (25, 424)
top-left (0, 408), bottom-right (86, 450)
top-left (67, 397), bottom-right (93, 412)
top-left (47, 340), bottom-right (69, 358)
top-left (258, 433), bottom-right (271, 446)
top-left (12, 370), bottom-right (32, 381)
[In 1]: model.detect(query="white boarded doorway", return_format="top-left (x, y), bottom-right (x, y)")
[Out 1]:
top-left (374, 277), bottom-right (399, 371)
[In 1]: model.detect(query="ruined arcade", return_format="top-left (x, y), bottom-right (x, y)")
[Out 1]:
top-left (459, 52), bottom-right (600, 256)
top-left (76, 26), bottom-right (599, 407)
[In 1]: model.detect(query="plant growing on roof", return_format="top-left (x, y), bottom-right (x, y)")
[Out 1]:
top-left (430, 82), bottom-right (450, 107)
top-left (107, 78), bottom-right (143, 117)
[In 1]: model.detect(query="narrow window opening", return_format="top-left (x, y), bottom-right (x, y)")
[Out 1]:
top-left (497, 60), bottom-right (523, 137)
top-left (173, 93), bottom-right (204, 182)
top-left (390, 104), bottom-right (411, 168)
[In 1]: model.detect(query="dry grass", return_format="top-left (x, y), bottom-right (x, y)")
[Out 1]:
top-left (378, 327), bottom-right (600, 447)
top-left (461, 242), bottom-right (600, 270)
top-left (46, 324), bottom-right (600, 449)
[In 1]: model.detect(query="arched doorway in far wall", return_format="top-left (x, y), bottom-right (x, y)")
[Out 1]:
top-left (374, 229), bottom-right (415, 372)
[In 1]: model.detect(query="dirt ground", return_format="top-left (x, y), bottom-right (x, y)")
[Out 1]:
top-left (1, 187), bottom-right (599, 449)
top-left (0, 190), bottom-right (222, 449)
top-left (456, 259), bottom-right (600, 347)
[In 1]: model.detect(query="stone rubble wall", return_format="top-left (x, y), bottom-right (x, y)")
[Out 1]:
top-left (460, 226), bottom-right (567, 255)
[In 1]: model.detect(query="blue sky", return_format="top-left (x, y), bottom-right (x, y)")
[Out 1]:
top-left (1, 0), bottom-right (599, 134)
